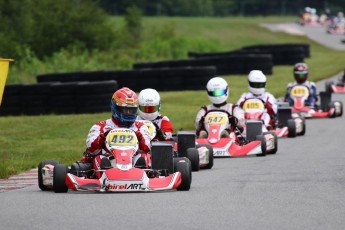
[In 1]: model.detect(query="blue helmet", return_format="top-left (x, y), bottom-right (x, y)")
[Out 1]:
top-left (110, 87), bottom-right (138, 127)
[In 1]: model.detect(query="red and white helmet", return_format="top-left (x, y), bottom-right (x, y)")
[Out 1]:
top-left (206, 77), bottom-right (229, 105)
top-left (248, 70), bottom-right (266, 96)
top-left (293, 63), bottom-right (308, 84)
top-left (138, 88), bottom-right (161, 121)
top-left (110, 87), bottom-right (138, 127)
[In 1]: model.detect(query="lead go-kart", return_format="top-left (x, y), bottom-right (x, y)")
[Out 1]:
top-left (141, 120), bottom-right (213, 171)
top-left (38, 128), bottom-right (191, 193)
top-left (241, 98), bottom-right (305, 138)
top-left (195, 110), bottom-right (277, 157)
top-left (288, 85), bottom-right (343, 118)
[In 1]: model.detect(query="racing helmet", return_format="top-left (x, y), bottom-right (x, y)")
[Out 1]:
top-left (138, 88), bottom-right (161, 121)
top-left (206, 77), bottom-right (229, 105)
top-left (248, 70), bottom-right (266, 96)
top-left (110, 87), bottom-right (138, 127)
top-left (293, 63), bottom-right (308, 84)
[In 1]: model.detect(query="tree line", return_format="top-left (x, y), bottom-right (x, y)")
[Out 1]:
top-left (99, 0), bottom-right (344, 17)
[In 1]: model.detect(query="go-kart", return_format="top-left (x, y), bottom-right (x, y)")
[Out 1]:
top-left (326, 20), bottom-right (345, 35)
top-left (195, 110), bottom-right (277, 157)
top-left (242, 98), bottom-right (305, 138)
top-left (140, 120), bottom-right (208, 171)
top-left (325, 72), bottom-right (345, 93)
top-left (288, 85), bottom-right (343, 118)
top-left (38, 128), bottom-right (191, 193)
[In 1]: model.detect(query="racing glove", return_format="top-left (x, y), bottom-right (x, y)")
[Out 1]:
top-left (97, 129), bottom-right (111, 149)
top-left (228, 116), bottom-right (238, 127)
top-left (153, 122), bottom-right (166, 140)
top-left (197, 116), bottom-right (205, 130)
top-left (265, 101), bottom-right (274, 115)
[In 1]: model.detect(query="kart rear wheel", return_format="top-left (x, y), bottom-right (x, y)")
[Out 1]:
top-left (263, 132), bottom-right (278, 154)
top-left (176, 161), bottom-right (191, 191)
top-left (38, 160), bottom-right (60, 191)
top-left (196, 144), bottom-right (214, 169)
top-left (53, 164), bottom-right (69, 193)
top-left (186, 148), bottom-right (200, 172)
top-left (255, 135), bottom-right (266, 157)
top-left (287, 119), bottom-right (297, 138)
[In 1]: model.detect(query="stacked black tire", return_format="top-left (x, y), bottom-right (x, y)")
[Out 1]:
top-left (188, 43), bottom-right (309, 66)
top-left (0, 80), bottom-right (118, 116)
top-left (37, 66), bottom-right (217, 92)
top-left (134, 54), bottom-right (273, 75)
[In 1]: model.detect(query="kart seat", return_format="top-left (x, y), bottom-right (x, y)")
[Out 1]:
top-left (319, 91), bottom-right (332, 111)
top-left (277, 107), bottom-right (292, 127)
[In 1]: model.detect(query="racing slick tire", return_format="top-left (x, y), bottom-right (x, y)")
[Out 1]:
top-left (255, 135), bottom-right (267, 157)
top-left (174, 157), bottom-right (192, 183)
top-left (263, 132), bottom-right (278, 154)
top-left (196, 144), bottom-right (214, 169)
top-left (332, 101), bottom-right (343, 117)
top-left (38, 160), bottom-right (60, 191)
top-left (298, 117), bottom-right (306, 136)
top-left (328, 102), bottom-right (337, 118)
top-left (175, 161), bottom-right (191, 191)
top-left (53, 164), bottom-right (69, 193)
top-left (186, 148), bottom-right (200, 172)
top-left (287, 119), bottom-right (297, 138)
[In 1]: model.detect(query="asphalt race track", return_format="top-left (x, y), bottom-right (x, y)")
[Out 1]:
top-left (1, 24), bottom-right (345, 230)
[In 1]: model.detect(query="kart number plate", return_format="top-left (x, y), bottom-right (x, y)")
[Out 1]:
top-left (243, 99), bottom-right (264, 112)
top-left (107, 130), bottom-right (137, 147)
top-left (291, 86), bottom-right (309, 97)
top-left (205, 112), bottom-right (227, 125)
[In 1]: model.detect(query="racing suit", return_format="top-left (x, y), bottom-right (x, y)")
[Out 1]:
top-left (137, 114), bottom-right (174, 141)
top-left (195, 103), bottom-right (245, 138)
top-left (83, 117), bottom-right (151, 176)
top-left (284, 81), bottom-right (318, 107)
top-left (236, 92), bottom-right (278, 128)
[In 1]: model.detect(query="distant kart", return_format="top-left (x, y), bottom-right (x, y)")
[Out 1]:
top-left (38, 128), bottom-right (191, 193)
top-left (195, 110), bottom-right (277, 157)
top-left (325, 72), bottom-right (345, 93)
top-left (326, 21), bottom-right (345, 35)
top-left (242, 98), bottom-right (305, 138)
top-left (288, 85), bottom-right (343, 118)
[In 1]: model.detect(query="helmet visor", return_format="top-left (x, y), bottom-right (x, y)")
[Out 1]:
top-left (139, 105), bottom-right (159, 113)
top-left (294, 73), bottom-right (307, 78)
top-left (116, 105), bottom-right (138, 115)
top-left (249, 82), bottom-right (266, 88)
top-left (207, 88), bottom-right (227, 97)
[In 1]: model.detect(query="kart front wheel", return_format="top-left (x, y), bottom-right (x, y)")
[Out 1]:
top-left (176, 161), bottom-right (191, 191)
top-left (38, 160), bottom-right (60, 191)
top-left (53, 164), bottom-right (69, 193)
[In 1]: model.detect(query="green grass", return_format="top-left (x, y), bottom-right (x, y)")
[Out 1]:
top-left (1, 16), bottom-right (345, 178)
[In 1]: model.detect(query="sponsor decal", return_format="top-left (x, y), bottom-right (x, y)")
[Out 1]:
top-left (107, 183), bottom-right (143, 190)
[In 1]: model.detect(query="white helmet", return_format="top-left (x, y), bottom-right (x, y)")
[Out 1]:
top-left (248, 70), bottom-right (266, 96)
top-left (138, 88), bottom-right (161, 121)
top-left (206, 77), bottom-right (229, 105)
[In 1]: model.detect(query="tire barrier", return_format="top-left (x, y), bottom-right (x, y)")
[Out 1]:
top-left (188, 43), bottom-right (309, 66)
top-left (133, 55), bottom-right (273, 75)
top-left (36, 66), bottom-right (217, 91)
top-left (0, 80), bottom-right (118, 116)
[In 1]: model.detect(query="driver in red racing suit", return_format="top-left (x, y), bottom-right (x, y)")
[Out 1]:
top-left (81, 87), bottom-right (151, 178)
